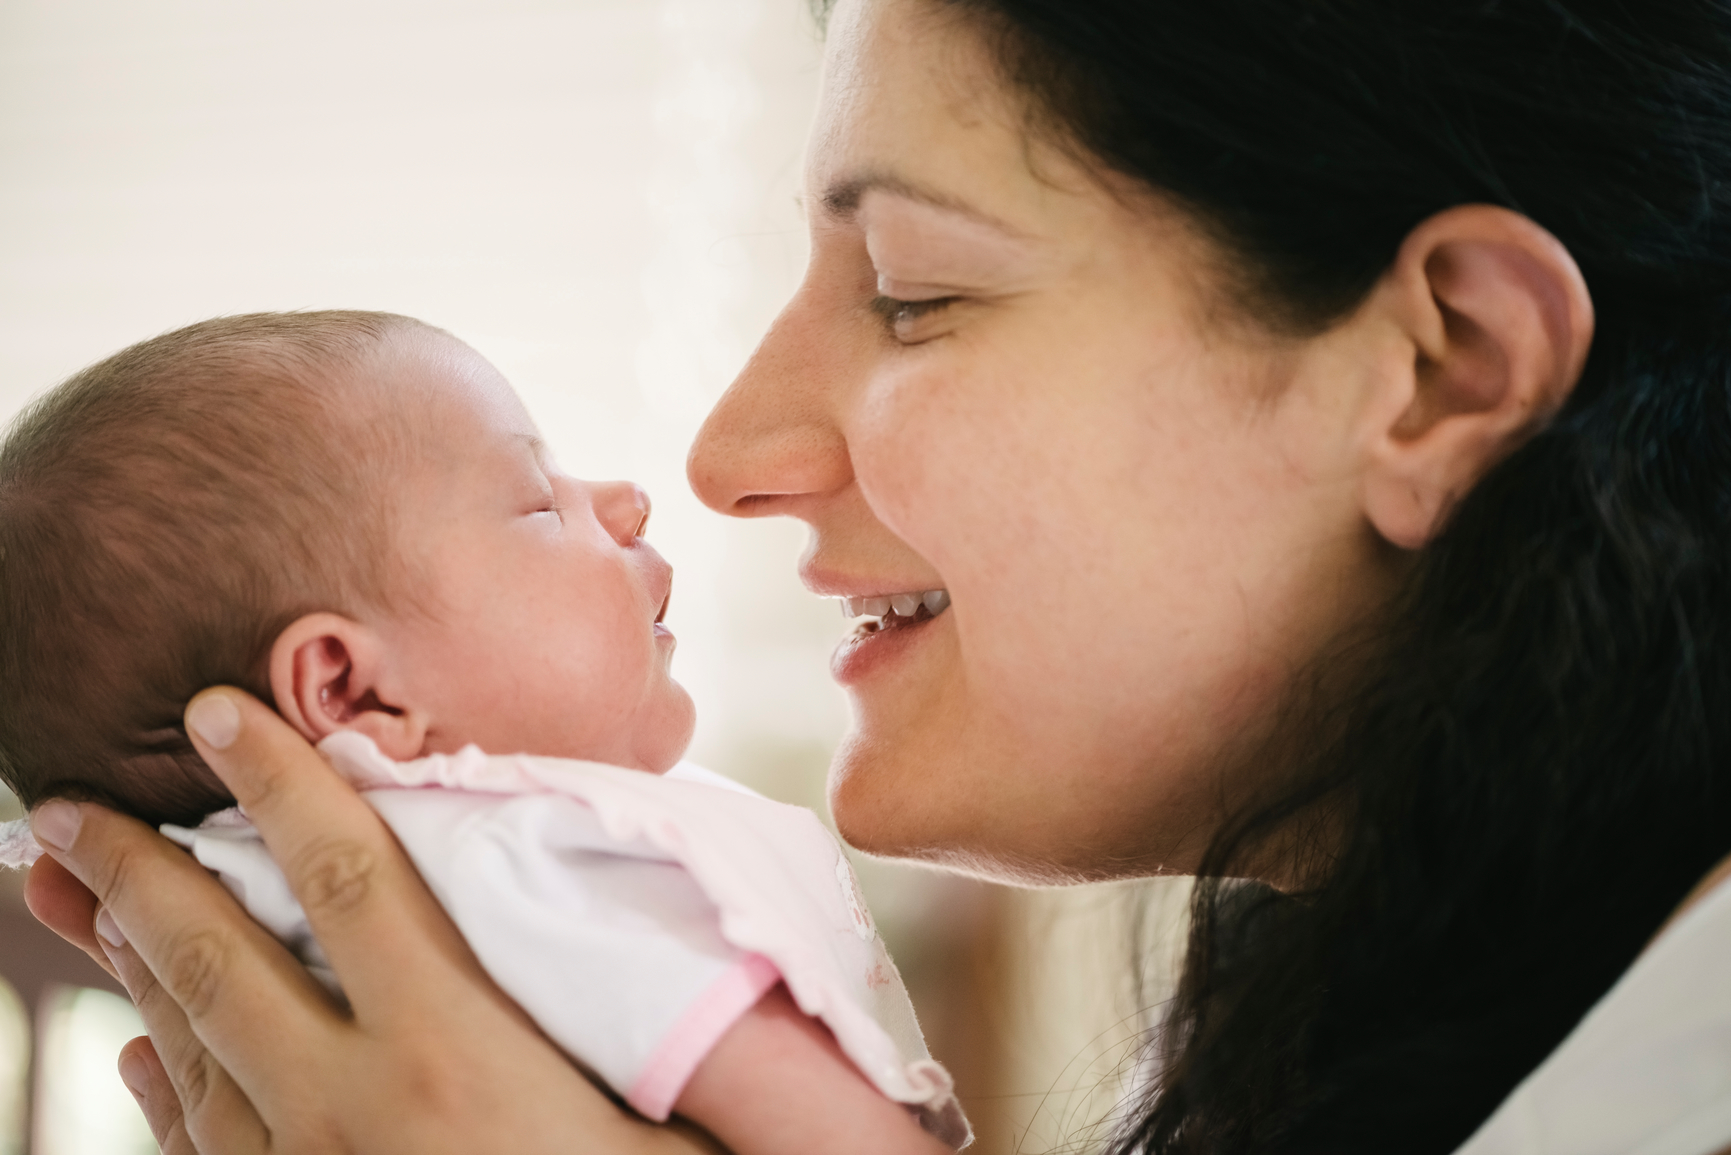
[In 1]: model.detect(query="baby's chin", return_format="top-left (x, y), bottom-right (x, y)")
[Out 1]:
top-left (639, 689), bottom-right (698, 774)
top-left (610, 741), bottom-right (691, 776)
top-left (426, 685), bottom-right (696, 773)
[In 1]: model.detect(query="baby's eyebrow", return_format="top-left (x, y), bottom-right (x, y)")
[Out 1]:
top-left (513, 433), bottom-right (550, 463)
top-left (509, 434), bottom-right (562, 489)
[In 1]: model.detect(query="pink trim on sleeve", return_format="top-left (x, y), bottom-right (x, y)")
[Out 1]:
top-left (625, 952), bottom-right (781, 1122)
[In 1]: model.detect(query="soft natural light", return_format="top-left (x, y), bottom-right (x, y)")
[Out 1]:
top-left (0, 3), bottom-right (1161, 1147)
top-left (0, 978), bottom-right (27, 1155)
top-left (33, 987), bottom-right (154, 1155)
top-left (0, 0), bottom-right (840, 787)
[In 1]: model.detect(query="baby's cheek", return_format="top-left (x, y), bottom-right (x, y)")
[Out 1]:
top-left (565, 619), bottom-right (649, 709)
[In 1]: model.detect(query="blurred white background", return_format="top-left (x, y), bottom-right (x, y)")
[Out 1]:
top-left (0, 0), bottom-right (842, 776)
top-left (0, 1), bottom-right (1179, 1150)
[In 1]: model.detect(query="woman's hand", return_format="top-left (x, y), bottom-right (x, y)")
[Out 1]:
top-left (24, 687), bottom-right (723, 1155)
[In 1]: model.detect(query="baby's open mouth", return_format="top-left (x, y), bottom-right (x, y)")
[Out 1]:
top-left (840, 588), bottom-right (950, 635)
top-left (655, 591), bottom-right (670, 624)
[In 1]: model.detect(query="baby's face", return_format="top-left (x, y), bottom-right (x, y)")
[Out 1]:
top-left (372, 330), bottom-right (695, 771)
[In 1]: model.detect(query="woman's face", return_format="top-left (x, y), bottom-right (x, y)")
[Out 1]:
top-left (688, 0), bottom-right (1404, 882)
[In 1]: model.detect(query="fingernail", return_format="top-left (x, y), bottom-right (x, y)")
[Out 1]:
top-left (119, 1051), bottom-right (150, 1099)
top-left (187, 693), bottom-right (241, 749)
top-left (95, 906), bottom-right (127, 949)
top-left (31, 801), bottom-right (81, 852)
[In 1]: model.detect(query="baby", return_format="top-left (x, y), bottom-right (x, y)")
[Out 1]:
top-left (0, 312), bottom-right (968, 1153)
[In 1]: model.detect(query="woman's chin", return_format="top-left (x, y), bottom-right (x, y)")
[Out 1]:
top-left (828, 718), bottom-right (957, 858)
top-left (829, 757), bottom-right (1092, 884)
top-left (825, 717), bottom-right (1029, 880)
top-left (823, 610), bottom-right (1122, 881)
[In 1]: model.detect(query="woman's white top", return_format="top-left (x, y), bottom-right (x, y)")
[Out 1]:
top-left (139, 734), bottom-right (969, 1147)
top-left (1453, 869), bottom-right (1731, 1155)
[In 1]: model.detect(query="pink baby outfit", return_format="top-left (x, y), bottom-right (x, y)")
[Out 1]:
top-left (159, 733), bottom-right (970, 1148)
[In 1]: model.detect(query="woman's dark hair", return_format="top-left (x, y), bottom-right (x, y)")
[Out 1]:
top-left (825, 0), bottom-right (1731, 1150)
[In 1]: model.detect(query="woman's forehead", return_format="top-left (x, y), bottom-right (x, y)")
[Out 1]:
top-left (805, 0), bottom-right (1144, 252)
top-left (809, 2), bottom-right (1031, 209)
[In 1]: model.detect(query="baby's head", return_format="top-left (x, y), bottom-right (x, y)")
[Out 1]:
top-left (0, 311), bottom-right (693, 825)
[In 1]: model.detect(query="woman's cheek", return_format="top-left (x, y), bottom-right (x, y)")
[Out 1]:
top-left (850, 352), bottom-right (1030, 553)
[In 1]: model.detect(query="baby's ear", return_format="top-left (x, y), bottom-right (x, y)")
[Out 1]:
top-left (268, 613), bottom-right (428, 759)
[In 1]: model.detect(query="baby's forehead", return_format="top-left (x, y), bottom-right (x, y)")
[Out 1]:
top-left (383, 332), bottom-right (534, 428)
top-left (334, 332), bottom-right (539, 456)
top-left (334, 390), bottom-right (553, 537)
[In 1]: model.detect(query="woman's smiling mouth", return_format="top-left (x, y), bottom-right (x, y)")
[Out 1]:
top-left (839, 587), bottom-right (950, 634)
top-left (829, 588), bottom-right (951, 685)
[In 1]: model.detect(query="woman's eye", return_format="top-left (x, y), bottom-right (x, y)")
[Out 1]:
top-left (871, 295), bottom-right (959, 343)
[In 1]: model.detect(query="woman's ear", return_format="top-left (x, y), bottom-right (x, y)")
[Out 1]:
top-left (268, 612), bottom-right (428, 759)
top-left (1359, 204), bottom-right (1594, 549)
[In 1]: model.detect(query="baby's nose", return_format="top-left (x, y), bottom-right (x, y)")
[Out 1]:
top-left (592, 480), bottom-right (651, 545)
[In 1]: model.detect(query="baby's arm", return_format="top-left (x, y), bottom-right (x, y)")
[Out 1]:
top-left (675, 984), bottom-right (953, 1155)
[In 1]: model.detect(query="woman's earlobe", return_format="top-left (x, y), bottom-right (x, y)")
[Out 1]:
top-left (1361, 205), bottom-right (1594, 549)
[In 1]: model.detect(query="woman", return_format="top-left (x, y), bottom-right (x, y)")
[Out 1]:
top-left (24, 0), bottom-right (1731, 1151)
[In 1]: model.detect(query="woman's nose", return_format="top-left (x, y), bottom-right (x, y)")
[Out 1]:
top-left (687, 299), bottom-right (854, 518)
top-left (591, 480), bottom-right (651, 545)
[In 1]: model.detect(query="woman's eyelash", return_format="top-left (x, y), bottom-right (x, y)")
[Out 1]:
top-left (870, 295), bottom-right (959, 328)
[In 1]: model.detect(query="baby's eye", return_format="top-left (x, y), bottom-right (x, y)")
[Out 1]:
top-left (870, 295), bottom-right (959, 344)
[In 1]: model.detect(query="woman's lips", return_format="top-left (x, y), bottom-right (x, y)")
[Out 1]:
top-left (830, 599), bottom-right (947, 685)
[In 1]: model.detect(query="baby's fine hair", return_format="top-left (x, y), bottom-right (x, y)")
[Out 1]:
top-left (0, 311), bottom-right (426, 825)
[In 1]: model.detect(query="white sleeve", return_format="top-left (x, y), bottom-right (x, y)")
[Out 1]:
top-left (366, 788), bottom-right (780, 1120)
top-left (158, 819), bottom-right (340, 993)
top-left (165, 791), bottom-right (779, 1121)
top-left (1452, 875), bottom-right (1731, 1155)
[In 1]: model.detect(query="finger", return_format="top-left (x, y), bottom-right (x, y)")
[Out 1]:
top-left (119, 1036), bottom-right (199, 1155)
top-left (29, 798), bottom-right (339, 1105)
top-left (105, 932), bottom-right (270, 1154)
top-left (23, 852), bottom-right (120, 982)
top-left (184, 687), bottom-right (511, 1026)
top-left (26, 857), bottom-right (258, 1145)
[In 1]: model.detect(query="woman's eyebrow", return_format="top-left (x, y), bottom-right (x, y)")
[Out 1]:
top-left (819, 172), bottom-right (1022, 236)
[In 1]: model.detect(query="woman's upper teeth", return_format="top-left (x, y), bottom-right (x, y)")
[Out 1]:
top-left (840, 589), bottom-right (950, 619)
